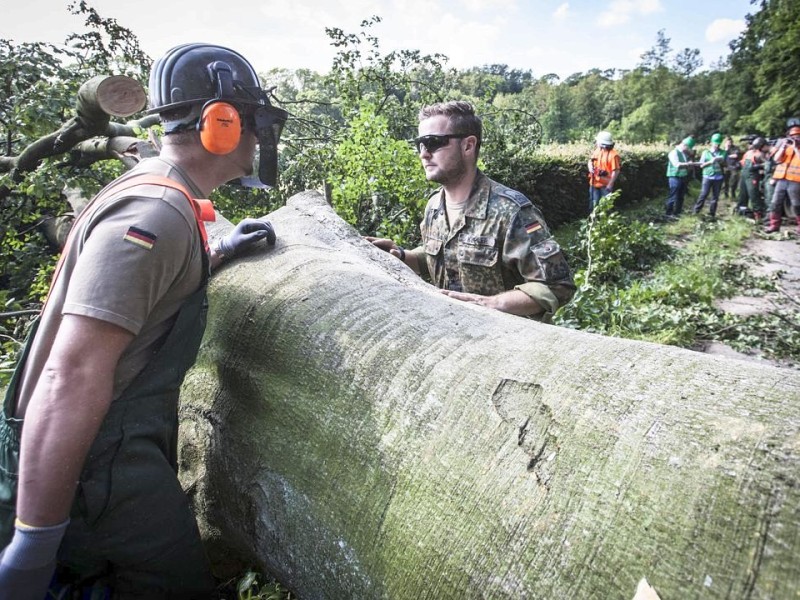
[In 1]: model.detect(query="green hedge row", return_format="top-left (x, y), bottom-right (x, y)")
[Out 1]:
top-left (484, 143), bottom-right (671, 228)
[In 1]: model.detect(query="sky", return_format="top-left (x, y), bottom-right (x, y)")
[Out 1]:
top-left (4, 0), bottom-right (755, 80)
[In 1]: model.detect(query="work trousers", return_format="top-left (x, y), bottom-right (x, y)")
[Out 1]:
top-left (693, 178), bottom-right (723, 216)
top-left (665, 176), bottom-right (688, 216)
top-left (589, 185), bottom-right (611, 211)
top-left (769, 179), bottom-right (800, 215)
top-left (723, 169), bottom-right (740, 198)
top-left (737, 174), bottom-right (765, 214)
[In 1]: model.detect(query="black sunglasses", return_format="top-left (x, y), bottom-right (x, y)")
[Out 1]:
top-left (412, 133), bottom-right (470, 154)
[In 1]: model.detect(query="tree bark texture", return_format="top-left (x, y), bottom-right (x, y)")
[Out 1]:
top-left (179, 191), bottom-right (800, 600)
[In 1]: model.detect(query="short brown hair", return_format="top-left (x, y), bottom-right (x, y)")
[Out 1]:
top-left (419, 101), bottom-right (482, 155)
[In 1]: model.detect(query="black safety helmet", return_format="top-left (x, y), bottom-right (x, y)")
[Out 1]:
top-left (148, 43), bottom-right (288, 187)
top-left (752, 136), bottom-right (766, 149)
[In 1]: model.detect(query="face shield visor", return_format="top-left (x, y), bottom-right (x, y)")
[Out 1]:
top-left (237, 100), bottom-right (289, 189)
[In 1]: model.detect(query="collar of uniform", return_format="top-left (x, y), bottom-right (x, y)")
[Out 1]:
top-left (433, 170), bottom-right (490, 220)
top-left (460, 170), bottom-right (490, 220)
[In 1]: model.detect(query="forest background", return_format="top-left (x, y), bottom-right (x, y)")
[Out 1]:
top-left (1, 0), bottom-right (799, 379)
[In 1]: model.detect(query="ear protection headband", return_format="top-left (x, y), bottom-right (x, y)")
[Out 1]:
top-left (199, 61), bottom-right (241, 155)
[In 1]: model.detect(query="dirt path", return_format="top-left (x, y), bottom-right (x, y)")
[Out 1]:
top-left (704, 225), bottom-right (800, 369)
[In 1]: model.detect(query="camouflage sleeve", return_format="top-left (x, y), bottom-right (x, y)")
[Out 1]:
top-left (504, 206), bottom-right (575, 317)
top-left (408, 246), bottom-right (429, 280)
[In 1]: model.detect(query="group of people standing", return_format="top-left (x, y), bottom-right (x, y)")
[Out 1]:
top-left (734, 119), bottom-right (800, 234)
top-left (589, 119), bottom-right (800, 235)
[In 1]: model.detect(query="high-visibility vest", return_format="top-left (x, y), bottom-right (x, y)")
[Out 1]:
top-left (666, 148), bottom-right (688, 177)
top-left (773, 146), bottom-right (800, 182)
top-left (588, 147), bottom-right (621, 188)
top-left (701, 148), bottom-right (725, 178)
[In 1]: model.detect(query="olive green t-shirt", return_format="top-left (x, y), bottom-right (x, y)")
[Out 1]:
top-left (14, 158), bottom-right (206, 416)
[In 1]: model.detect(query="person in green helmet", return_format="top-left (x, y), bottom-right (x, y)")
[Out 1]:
top-left (692, 133), bottom-right (727, 217)
top-left (665, 136), bottom-right (697, 217)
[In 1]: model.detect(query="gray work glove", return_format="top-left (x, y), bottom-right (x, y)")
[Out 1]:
top-left (0, 519), bottom-right (69, 600)
top-left (216, 218), bottom-right (276, 260)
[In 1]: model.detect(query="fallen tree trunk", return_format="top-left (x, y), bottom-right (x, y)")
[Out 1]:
top-left (180, 191), bottom-right (800, 600)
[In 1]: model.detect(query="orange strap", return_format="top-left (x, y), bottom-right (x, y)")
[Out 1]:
top-left (44, 174), bottom-right (216, 307)
top-left (112, 175), bottom-right (216, 250)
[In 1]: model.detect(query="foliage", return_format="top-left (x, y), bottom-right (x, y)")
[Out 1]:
top-left (263, 68), bottom-right (341, 207)
top-left (233, 571), bottom-right (291, 600)
top-left (0, 3), bottom-right (147, 306)
top-left (573, 191), bottom-right (672, 285)
top-left (556, 200), bottom-right (799, 364)
top-left (329, 102), bottom-right (430, 242)
top-left (555, 193), bottom-right (674, 333)
top-left (724, 0), bottom-right (800, 134)
top-left (261, 16), bottom-right (456, 237)
top-left (64, 0), bottom-right (151, 81)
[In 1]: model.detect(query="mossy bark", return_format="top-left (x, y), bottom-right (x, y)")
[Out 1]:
top-left (179, 191), bottom-right (800, 600)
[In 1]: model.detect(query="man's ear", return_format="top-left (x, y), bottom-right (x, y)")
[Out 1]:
top-left (463, 135), bottom-right (478, 155)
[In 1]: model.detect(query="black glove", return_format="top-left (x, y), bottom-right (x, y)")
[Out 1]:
top-left (216, 218), bottom-right (276, 260)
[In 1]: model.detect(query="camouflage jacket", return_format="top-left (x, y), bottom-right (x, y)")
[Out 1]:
top-left (410, 171), bottom-right (575, 321)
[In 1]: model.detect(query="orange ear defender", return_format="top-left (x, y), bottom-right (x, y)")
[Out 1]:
top-left (199, 100), bottom-right (241, 155)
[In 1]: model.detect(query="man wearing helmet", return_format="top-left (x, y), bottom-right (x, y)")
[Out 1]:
top-left (692, 133), bottom-right (727, 218)
top-left (665, 136), bottom-right (697, 218)
top-left (0, 44), bottom-right (287, 598)
top-left (764, 117), bottom-right (800, 234)
top-left (587, 131), bottom-right (621, 211)
top-left (736, 136), bottom-right (768, 220)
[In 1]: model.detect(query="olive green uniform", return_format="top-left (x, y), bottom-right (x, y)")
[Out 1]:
top-left (737, 149), bottom-right (766, 214)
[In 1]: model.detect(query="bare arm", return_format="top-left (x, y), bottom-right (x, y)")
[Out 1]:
top-left (16, 315), bottom-right (134, 526)
top-left (607, 169), bottom-right (619, 190)
top-left (773, 142), bottom-right (789, 164)
top-left (439, 289), bottom-right (542, 317)
top-left (209, 246), bottom-right (224, 271)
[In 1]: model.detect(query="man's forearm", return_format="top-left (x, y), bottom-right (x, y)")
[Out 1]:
top-left (402, 247), bottom-right (422, 274)
top-left (440, 289), bottom-right (543, 317)
top-left (17, 316), bottom-right (132, 526)
top-left (487, 289), bottom-right (543, 316)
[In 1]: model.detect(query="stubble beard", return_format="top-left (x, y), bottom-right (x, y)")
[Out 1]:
top-left (427, 154), bottom-right (467, 187)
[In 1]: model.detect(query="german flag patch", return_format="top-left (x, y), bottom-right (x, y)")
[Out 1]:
top-left (123, 226), bottom-right (157, 250)
top-left (525, 221), bottom-right (542, 235)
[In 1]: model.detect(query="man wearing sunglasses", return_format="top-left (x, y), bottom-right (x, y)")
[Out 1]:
top-left (368, 101), bottom-right (574, 321)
